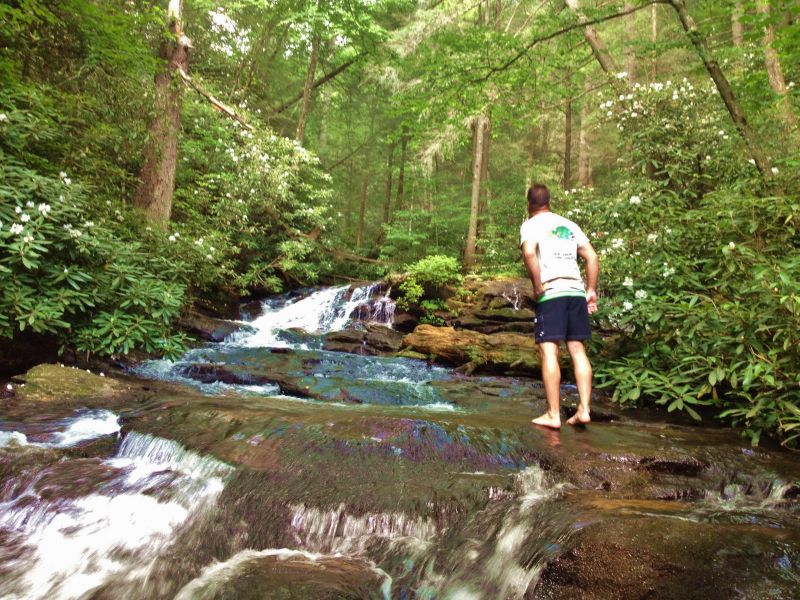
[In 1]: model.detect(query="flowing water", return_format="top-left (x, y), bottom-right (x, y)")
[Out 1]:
top-left (1, 283), bottom-right (799, 599)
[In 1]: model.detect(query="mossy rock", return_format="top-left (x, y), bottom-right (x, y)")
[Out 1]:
top-left (15, 363), bottom-right (129, 404)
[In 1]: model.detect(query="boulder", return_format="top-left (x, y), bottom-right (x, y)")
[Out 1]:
top-left (12, 363), bottom-right (129, 405)
top-left (322, 325), bottom-right (405, 355)
top-left (392, 311), bottom-right (420, 333)
top-left (402, 325), bottom-right (539, 375)
top-left (180, 310), bottom-right (252, 342)
top-left (464, 277), bottom-right (536, 311)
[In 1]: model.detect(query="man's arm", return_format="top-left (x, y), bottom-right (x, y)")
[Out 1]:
top-left (521, 240), bottom-right (545, 300)
top-left (578, 242), bottom-right (599, 314)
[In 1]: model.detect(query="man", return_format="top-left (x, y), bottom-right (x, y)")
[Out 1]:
top-left (520, 184), bottom-right (599, 429)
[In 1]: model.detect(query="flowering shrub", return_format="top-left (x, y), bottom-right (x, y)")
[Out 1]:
top-left (0, 160), bottom-right (187, 358)
top-left (559, 183), bottom-right (800, 447)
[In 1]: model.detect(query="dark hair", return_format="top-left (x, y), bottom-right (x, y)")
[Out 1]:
top-left (527, 184), bottom-right (550, 212)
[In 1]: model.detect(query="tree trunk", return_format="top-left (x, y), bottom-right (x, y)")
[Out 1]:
top-left (395, 129), bottom-right (409, 210)
top-left (133, 0), bottom-right (190, 223)
top-left (757, 0), bottom-right (799, 137)
top-left (668, 0), bottom-right (772, 180)
top-left (563, 92), bottom-right (573, 190)
top-left (624, 2), bottom-right (637, 82)
top-left (477, 115), bottom-right (491, 237)
top-left (464, 114), bottom-right (486, 270)
top-left (295, 32), bottom-right (320, 143)
top-left (563, 0), bottom-right (621, 76)
top-left (382, 142), bottom-right (395, 224)
top-left (526, 123), bottom-right (537, 188)
top-left (732, 1), bottom-right (744, 47)
top-left (356, 176), bottom-right (368, 248)
top-left (651, 3), bottom-right (658, 82)
top-left (578, 82), bottom-right (593, 187)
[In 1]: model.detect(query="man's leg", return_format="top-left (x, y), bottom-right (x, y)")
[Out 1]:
top-left (566, 340), bottom-right (591, 425)
top-left (532, 341), bottom-right (561, 429)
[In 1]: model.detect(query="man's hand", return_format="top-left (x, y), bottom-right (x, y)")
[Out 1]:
top-left (586, 289), bottom-right (598, 314)
top-left (534, 284), bottom-right (546, 300)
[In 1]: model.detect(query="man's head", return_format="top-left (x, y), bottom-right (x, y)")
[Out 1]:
top-left (527, 184), bottom-right (550, 216)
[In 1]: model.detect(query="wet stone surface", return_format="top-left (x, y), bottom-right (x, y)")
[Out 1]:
top-left (1, 287), bottom-right (800, 599)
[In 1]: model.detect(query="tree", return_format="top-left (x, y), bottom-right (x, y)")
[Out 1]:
top-left (133, 0), bottom-right (190, 223)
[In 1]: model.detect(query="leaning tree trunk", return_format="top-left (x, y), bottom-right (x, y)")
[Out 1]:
top-left (464, 114), bottom-right (486, 270)
top-left (669, 0), bottom-right (772, 179)
top-left (477, 115), bottom-right (491, 239)
top-left (563, 0), bottom-right (621, 76)
top-left (295, 32), bottom-right (320, 143)
top-left (757, 0), bottom-right (799, 139)
top-left (133, 0), bottom-right (190, 223)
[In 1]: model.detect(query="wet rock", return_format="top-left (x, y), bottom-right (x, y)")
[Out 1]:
top-left (533, 510), bottom-right (800, 599)
top-left (464, 277), bottom-right (537, 311)
top-left (402, 325), bottom-right (539, 375)
top-left (639, 455), bottom-right (709, 476)
top-left (322, 329), bottom-right (367, 354)
top-left (239, 299), bottom-right (264, 320)
top-left (392, 311), bottom-right (420, 333)
top-left (181, 311), bottom-right (252, 343)
top-left (322, 325), bottom-right (405, 356)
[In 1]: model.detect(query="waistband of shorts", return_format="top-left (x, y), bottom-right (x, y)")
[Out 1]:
top-left (536, 290), bottom-right (587, 303)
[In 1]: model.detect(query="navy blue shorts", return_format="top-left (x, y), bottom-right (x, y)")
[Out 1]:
top-left (533, 296), bottom-right (592, 343)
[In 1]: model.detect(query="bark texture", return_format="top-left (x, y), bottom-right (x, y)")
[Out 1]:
top-left (757, 0), bottom-right (799, 138)
top-left (463, 114), bottom-right (487, 270)
top-left (295, 33), bottom-right (320, 143)
top-left (133, 0), bottom-right (190, 223)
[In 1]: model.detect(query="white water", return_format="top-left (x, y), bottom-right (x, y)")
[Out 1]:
top-left (0, 409), bottom-right (120, 449)
top-left (0, 430), bottom-right (231, 600)
top-left (237, 283), bottom-right (392, 348)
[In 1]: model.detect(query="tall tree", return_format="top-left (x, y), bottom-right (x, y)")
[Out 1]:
top-left (464, 113), bottom-right (487, 269)
top-left (732, 1), bottom-right (745, 47)
top-left (133, 0), bottom-right (190, 223)
top-left (296, 32), bottom-right (320, 143)
top-left (757, 0), bottom-right (799, 139)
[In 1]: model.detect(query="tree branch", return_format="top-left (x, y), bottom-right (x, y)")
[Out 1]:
top-left (177, 68), bottom-right (253, 130)
top-left (476, 0), bottom-right (671, 82)
top-left (273, 57), bottom-right (359, 114)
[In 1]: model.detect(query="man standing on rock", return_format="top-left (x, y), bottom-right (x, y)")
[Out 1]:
top-left (520, 184), bottom-right (599, 429)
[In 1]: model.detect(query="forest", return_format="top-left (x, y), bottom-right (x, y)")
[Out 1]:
top-left (1, 0), bottom-right (799, 446)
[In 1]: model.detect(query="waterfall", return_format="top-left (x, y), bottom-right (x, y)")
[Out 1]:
top-left (0, 409), bottom-right (120, 449)
top-left (0, 429), bottom-right (230, 600)
top-left (236, 282), bottom-right (394, 348)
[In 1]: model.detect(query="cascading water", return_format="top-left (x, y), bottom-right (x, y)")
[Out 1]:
top-left (0, 424), bottom-right (231, 600)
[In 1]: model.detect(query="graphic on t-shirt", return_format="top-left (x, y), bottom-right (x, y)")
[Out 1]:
top-left (550, 225), bottom-right (574, 240)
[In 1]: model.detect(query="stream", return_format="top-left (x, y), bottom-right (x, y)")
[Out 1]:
top-left (1, 284), bottom-right (798, 599)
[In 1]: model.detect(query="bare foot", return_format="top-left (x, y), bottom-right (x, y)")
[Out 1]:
top-left (532, 413), bottom-right (561, 430)
top-left (567, 409), bottom-right (591, 426)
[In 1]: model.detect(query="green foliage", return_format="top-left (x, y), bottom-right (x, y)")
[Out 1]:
top-left (562, 183), bottom-right (799, 447)
top-left (0, 158), bottom-right (186, 358)
top-left (396, 254), bottom-right (461, 311)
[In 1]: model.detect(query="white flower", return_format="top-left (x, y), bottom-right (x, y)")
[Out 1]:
top-left (5, 383), bottom-right (11, 391)
top-left (612, 238), bottom-right (624, 249)
top-left (612, 212), bottom-right (620, 218)
top-left (10, 223), bottom-right (23, 235)
top-left (646, 233), bottom-right (658, 243)
top-left (623, 301), bottom-right (634, 311)
top-left (205, 254), bottom-right (213, 260)
top-left (209, 246), bottom-right (215, 252)
top-left (635, 289), bottom-right (648, 299)
top-left (728, 241), bottom-right (736, 250)
top-left (63, 177), bottom-right (71, 186)
top-left (0, 113), bottom-right (7, 122)
top-left (623, 277), bottom-right (634, 287)
top-left (168, 234), bottom-right (177, 242)
top-left (37, 203), bottom-right (51, 215)
top-left (22, 234), bottom-right (33, 243)
top-left (615, 71), bottom-right (628, 79)
top-left (606, 110), bottom-right (613, 117)
top-left (748, 159), bottom-right (756, 165)
top-left (15, 206), bottom-right (21, 214)
top-left (771, 167), bottom-right (779, 175)
top-left (59, 171), bottom-right (67, 179)
top-left (629, 195), bottom-right (641, 205)
top-left (25, 201), bottom-right (34, 208)
top-left (20, 213), bottom-right (30, 223)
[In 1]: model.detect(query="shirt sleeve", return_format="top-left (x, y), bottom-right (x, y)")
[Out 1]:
top-left (573, 223), bottom-right (590, 247)
top-left (519, 220), bottom-right (536, 248)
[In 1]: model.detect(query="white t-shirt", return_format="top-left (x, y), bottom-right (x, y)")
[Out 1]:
top-left (519, 211), bottom-right (589, 296)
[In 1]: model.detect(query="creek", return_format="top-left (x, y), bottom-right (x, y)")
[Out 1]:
top-left (1, 284), bottom-right (798, 599)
